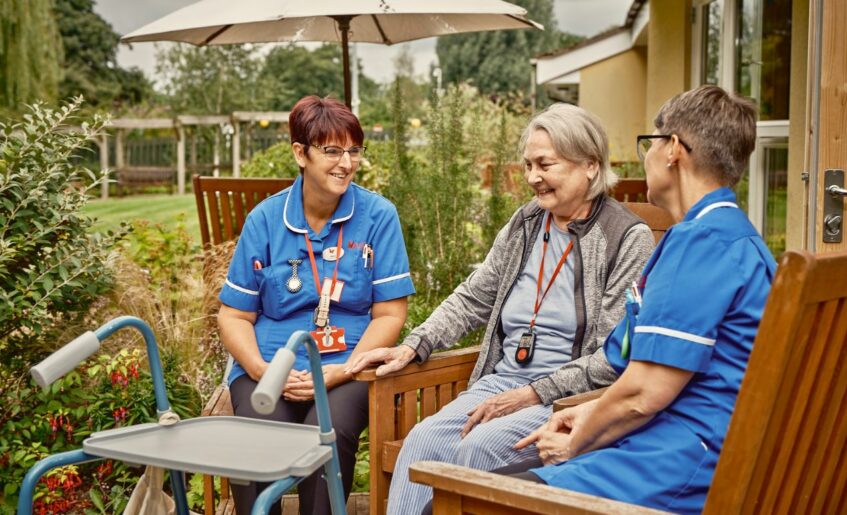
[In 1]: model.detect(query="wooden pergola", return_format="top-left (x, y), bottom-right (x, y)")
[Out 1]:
top-left (97, 111), bottom-right (290, 199)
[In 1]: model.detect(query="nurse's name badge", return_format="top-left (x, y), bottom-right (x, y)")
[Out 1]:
top-left (322, 246), bottom-right (344, 261)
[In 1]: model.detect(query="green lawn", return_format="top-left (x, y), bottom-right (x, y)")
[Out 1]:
top-left (84, 194), bottom-right (201, 242)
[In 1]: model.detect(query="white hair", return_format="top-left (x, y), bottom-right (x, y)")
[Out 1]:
top-left (519, 103), bottom-right (617, 199)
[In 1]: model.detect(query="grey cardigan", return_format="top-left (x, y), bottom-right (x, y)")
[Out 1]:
top-left (402, 195), bottom-right (655, 404)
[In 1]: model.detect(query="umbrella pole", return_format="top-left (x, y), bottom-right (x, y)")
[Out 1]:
top-left (334, 16), bottom-right (353, 109)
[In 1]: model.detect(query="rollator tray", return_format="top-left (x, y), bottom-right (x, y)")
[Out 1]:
top-left (83, 416), bottom-right (331, 482)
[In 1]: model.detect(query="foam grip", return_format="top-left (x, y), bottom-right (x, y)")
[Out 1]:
top-left (251, 348), bottom-right (296, 415)
top-left (30, 331), bottom-right (100, 390)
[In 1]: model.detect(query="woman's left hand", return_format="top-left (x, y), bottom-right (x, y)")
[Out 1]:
top-left (282, 364), bottom-right (351, 402)
top-left (535, 428), bottom-right (573, 465)
top-left (461, 385), bottom-right (541, 438)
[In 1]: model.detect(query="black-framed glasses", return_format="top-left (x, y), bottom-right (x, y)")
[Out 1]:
top-left (307, 143), bottom-right (367, 162)
top-left (636, 135), bottom-right (692, 161)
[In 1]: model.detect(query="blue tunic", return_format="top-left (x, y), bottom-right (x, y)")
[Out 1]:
top-left (531, 188), bottom-right (776, 514)
top-left (219, 176), bottom-right (415, 382)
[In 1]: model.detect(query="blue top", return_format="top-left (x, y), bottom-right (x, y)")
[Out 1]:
top-left (495, 216), bottom-right (575, 380)
top-left (219, 176), bottom-right (416, 382)
top-left (531, 188), bottom-right (776, 513)
top-left (606, 187), bottom-right (776, 451)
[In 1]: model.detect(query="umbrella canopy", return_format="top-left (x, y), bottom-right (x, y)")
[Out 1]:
top-left (122, 0), bottom-right (543, 106)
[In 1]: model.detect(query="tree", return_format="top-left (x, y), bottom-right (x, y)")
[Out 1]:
top-left (156, 44), bottom-right (266, 114)
top-left (52, 0), bottom-right (152, 109)
top-left (0, 0), bottom-right (62, 111)
top-left (435, 0), bottom-right (581, 97)
top-left (259, 44), bottom-right (379, 111)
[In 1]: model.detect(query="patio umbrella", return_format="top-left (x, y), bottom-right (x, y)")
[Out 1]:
top-left (121, 0), bottom-right (543, 107)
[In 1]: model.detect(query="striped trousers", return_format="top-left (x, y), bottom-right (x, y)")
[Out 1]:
top-left (386, 374), bottom-right (552, 515)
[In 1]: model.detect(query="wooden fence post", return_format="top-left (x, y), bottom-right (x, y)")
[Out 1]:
top-left (176, 121), bottom-right (186, 194)
top-left (99, 134), bottom-right (109, 200)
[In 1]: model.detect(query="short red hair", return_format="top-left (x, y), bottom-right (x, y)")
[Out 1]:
top-left (289, 96), bottom-right (364, 148)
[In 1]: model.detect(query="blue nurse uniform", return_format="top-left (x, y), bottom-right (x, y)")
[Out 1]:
top-left (219, 175), bottom-right (416, 382)
top-left (531, 188), bottom-right (776, 514)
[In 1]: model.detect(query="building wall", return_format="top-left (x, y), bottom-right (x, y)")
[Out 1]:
top-left (646, 0), bottom-right (692, 129)
top-left (786, 0), bottom-right (809, 250)
top-left (579, 47), bottom-right (647, 162)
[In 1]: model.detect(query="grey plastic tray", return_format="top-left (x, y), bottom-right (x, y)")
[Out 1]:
top-left (83, 416), bottom-right (331, 482)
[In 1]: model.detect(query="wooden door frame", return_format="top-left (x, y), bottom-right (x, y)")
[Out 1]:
top-left (807, 0), bottom-right (847, 252)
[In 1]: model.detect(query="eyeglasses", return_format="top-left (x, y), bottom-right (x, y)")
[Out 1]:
top-left (307, 143), bottom-right (367, 162)
top-left (636, 134), bottom-right (692, 161)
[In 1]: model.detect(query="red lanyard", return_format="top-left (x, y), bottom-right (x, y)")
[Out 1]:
top-left (530, 213), bottom-right (573, 330)
top-left (304, 224), bottom-right (344, 298)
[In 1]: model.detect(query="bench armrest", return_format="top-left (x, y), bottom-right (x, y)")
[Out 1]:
top-left (409, 461), bottom-right (668, 514)
top-left (353, 345), bottom-right (480, 382)
top-left (553, 387), bottom-right (609, 412)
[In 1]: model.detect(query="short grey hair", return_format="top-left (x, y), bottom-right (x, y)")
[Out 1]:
top-left (519, 103), bottom-right (617, 200)
top-left (654, 85), bottom-right (757, 186)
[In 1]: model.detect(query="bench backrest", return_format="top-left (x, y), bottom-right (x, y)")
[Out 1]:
top-left (611, 178), bottom-right (648, 202)
top-left (622, 201), bottom-right (674, 244)
top-left (705, 250), bottom-right (847, 514)
top-left (193, 174), bottom-right (294, 247)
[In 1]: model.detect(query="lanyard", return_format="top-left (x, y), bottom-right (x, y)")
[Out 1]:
top-left (529, 213), bottom-right (574, 330)
top-left (304, 225), bottom-right (344, 326)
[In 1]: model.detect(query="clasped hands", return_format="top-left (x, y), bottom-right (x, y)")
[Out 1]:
top-left (281, 364), bottom-right (349, 402)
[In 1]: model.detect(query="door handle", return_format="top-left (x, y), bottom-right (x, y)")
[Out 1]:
top-left (827, 185), bottom-right (847, 197)
top-left (823, 169), bottom-right (844, 243)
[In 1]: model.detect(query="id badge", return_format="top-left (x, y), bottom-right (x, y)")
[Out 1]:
top-left (516, 330), bottom-right (536, 365)
top-left (309, 326), bottom-right (347, 354)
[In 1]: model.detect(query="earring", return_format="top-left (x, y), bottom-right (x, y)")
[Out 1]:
top-left (667, 162), bottom-right (673, 168)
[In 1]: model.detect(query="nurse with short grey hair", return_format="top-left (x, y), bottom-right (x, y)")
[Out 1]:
top-left (347, 103), bottom-right (655, 515)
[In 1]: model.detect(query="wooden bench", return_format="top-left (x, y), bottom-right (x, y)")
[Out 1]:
top-left (192, 174), bottom-right (295, 248)
top-left (409, 249), bottom-right (847, 514)
top-left (354, 200), bottom-right (673, 515)
top-left (117, 166), bottom-right (176, 195)
top-left (611, 178), bottom-right (649, 202)
top-left (194, 174), bottom-right (293, 514)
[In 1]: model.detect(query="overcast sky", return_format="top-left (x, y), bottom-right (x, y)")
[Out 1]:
top-left (95, 0), bottom-right (630, 84)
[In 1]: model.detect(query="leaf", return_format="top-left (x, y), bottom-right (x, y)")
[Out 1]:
top-left (89, 486), bottom-right (106, 512)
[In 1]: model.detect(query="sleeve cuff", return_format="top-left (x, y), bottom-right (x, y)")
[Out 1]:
top-left (530, 376), bottom-right (560, 406)
top-left (219, 280), bottom-right (260, 312)
top-left (401, 335), bottom-right (431, 363)
top-left (373, 273), bottom-right (415, 302)
top-left (630, 330), bottom-right (713, 373)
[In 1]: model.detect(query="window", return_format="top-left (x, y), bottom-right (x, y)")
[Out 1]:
top-left (692, 0), bottom-right (793, 254)
top-left (736, 0), bottom-right (792, 120)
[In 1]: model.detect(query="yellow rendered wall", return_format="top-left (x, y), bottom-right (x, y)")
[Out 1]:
top-left (579, 47), bottom-right (647, 162)
top-left (645, 0), bottom-right (692, 129)
top-left (785, 0), bottom-right (809, 250)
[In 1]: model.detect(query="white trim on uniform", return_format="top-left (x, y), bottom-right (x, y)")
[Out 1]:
top-left (283, 192), bottom-right (308, 234)
top-left (331, 195), bottom-right (355, 224)
top-left (225, 279), bottom-right (259, 296)
top-left (695, 202), bottom-right (738, 219)
top-left (635, 326), bottom-right (716, 346)
top-left (372, 272), bottom-right (410, 285)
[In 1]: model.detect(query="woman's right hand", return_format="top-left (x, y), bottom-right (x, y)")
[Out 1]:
top-left (344, 345), bottom-right (416, 377)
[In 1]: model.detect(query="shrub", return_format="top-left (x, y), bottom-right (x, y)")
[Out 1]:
top-left (239, 140), bottom-right (299, 179)
top-left (0, 98), bottom-right (124, 367)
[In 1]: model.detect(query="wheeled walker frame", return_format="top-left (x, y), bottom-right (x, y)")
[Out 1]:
top-left (19, 316), bottom-right (347, 515)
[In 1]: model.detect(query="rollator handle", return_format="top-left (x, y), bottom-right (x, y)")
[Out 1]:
top-left (252, 347), bottom-right (296, 415)
top-left (30, 331), bottom-right (101, 390)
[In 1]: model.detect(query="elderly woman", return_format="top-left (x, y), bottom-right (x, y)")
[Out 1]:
top-left (346, 103), bottom-right (655, 514)
top-left (218, 95), bottom-right (415, 515)
top-left (503, 86), bottom-right (777, 515)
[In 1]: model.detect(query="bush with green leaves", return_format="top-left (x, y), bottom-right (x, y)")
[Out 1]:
top-left (239, 139), bottom-right (300, 179)
top-left (0, 98), bottom-right (124, 367)
top-left (241, 137), bottom-right (393, 195)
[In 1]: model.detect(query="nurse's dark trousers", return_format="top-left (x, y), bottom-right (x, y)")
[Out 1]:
top-left (229, 375), bottom-right (369, 515)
